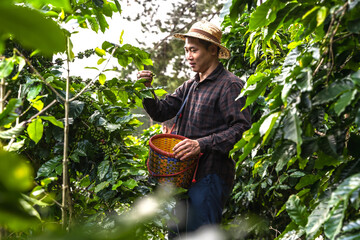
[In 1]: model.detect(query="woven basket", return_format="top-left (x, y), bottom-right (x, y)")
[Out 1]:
top-left (147, 134), bottom-right (199, 189)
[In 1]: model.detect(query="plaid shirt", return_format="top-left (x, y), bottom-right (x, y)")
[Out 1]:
top-left (143, 63), bottom-right (251, 186)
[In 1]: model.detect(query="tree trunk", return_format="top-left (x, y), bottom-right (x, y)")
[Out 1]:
top-left (61, 39), bottom-right (72, 230)
top-left (0, 78), bottom-right (5, 113)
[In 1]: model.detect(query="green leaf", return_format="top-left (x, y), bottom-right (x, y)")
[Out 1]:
top-left (273, 141), bottom-right (296, 173)
top-left (95, 9), bottom-right (109, 33)
top-left (97, 58), bottom-right (106, 65)
top-left (283, 108), bottom-right (302, 155)
top-left (31, 99), bottom-right (44, 111)
top-left (315, 151), bottom-right (340, 169)
top-left (88, 16), bottom-right (99, 33)
top-left (0, 98), bottom-right (22, 126)
top-left (119, 29), bottom-right (124, 44)
top-left (140, 58), bottom-right (153, 66)
top-left (117, 54), bottom-right (129, 67)
top-left (95, 47), bottom-right (106, 57)
top-left (305, 200), bottom-right (331, 239)
top-left (94, 181), bottom-right (110, 193)
top-left (249, 0), bottom-right (279, 31)
top-left (229, 0), bottom-right (247, 25)
top-left (40, 116), bottom-right (64, 128)
top-left (313, 80), bottom-right (354, 105)
top-left (112, 180), bottom-right (123, 190)
top-left (0, 124), bottom-right (25, 139)
top-left (337, 232), bottom-right (360, 240)
top-left (238, 77), bottom-right (271, 110)
top-left (27, 118), bottom-right (43, 144)
top-left (99, 73), bottom-right (106, 85)
top-left (118, 90), bottom-right (128, 104)
top-left (351, 70), bottom-right (360, 86)
top-left (36, 156), bottom-right (62, 178)
top-left (114, 0), bottom-right (122, 13)
top-left (103, 89), bottom-right (117, 104)
top-left (296, 68), bottom-right (313, 92)
top-left (316, 6), bottom-right (328, 27)
top-left (154, 89), bottom-right (167, 97)
top-left (98, 160), bottom-right (110, 181)
top-left (324, 200), bottom-right (346, 240)
top-left (27, 0), bottom-right (72, 12)
top-left (79, 175), bottom-right (90, 187)
top-left (295, 174), bottom-right (321, 190)
top-left (69, 100), bottom-right (85, 119)
top-left (342, 219), bottom-right (360, 233)
top-left (123, 179), bottom-right (138, 189)
top-left (260, 111), bottom-right (280, 144)
top-left (27, 84), bottom-right (42, 101)
top-left (0, 57), bottom-right (15, 78)
top-left (66, 37), bottom-right (75, 62)
top-left (329, 173), bottom-right (360, 205)
top-left (246, 72), bottom-right (266, 86)
top-left (92, 0), bottom-right (104, 8)
top-left (237, 134), bottom-right (260, 163)
top-left (5, 139), bottom-right (25, 152)
top-left (275, 47), bottom-right (300, 85)
top-left (334, 89), bottom-right (357, 116)
top-left (265, 2), bottom-right (298, 42)
top-left (286, 195), bottom-right (308, 227)
top-left (0, 3), bottom-right (66, 56)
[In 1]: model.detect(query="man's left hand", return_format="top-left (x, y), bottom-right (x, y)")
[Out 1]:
top-left (173, 139), bottom-right (201, 161)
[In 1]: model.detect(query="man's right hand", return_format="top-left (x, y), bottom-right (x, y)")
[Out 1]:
top-left (137, 70), bottom-right (153, 87)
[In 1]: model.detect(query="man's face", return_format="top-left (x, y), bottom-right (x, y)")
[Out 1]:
top-left (184, 37), bottom-right (215, 73)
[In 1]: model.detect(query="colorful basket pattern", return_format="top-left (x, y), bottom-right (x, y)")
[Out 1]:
top-left (147, 134), bottom-right (198, 189)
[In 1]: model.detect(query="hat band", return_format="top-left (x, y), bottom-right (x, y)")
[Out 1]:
top-left (189, 28), bottom-right (220, 44)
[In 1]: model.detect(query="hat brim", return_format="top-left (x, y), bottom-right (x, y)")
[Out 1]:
top-left (173, 32), bottom-right (231, 60)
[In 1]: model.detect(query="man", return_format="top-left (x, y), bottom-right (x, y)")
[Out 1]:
top-left (138, 20), bottom-right (251, 237)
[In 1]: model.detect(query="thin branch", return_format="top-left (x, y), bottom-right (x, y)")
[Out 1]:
top-left (334, 32), bottom-right (353, 43)
top-left (14, 49), bottom-right (66, 102)
top-left (152, 11), bottom-right (220, 51)
top-left (23, 99), bottom-right (58, 125)
top-left (313, 2), bottom-right (348, 77)
top-left (340, 54), bottom-right (353, 70)
top-left (69, 46), bottom-right (118, 102)
top-left (326, 3), bottom-right (348, 80)
top-left (313, 58), bottom-right (325, 77)
top-left (0, 90), bottom-right (11, 104)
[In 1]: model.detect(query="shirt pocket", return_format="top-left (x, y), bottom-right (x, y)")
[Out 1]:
top-left (190, 96), bottom-right (222, 130)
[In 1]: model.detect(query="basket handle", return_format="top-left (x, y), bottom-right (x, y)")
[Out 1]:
top-left (169, 81), bottom-right (197, 134)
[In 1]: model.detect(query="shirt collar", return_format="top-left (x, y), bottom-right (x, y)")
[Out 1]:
top-left (194, 63), bottom-right (224, 83)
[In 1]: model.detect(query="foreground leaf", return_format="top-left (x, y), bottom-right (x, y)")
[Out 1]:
top-left (0, 3), bottom-right (66, 56)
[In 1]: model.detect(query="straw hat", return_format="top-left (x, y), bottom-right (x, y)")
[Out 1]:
top-left (173, 20), bottom-right (231, 59)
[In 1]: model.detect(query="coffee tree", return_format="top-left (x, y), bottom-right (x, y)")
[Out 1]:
top-left (0, 0), bottom-right (167, 238)
top-left (221, 0), bottom-right (360, 239)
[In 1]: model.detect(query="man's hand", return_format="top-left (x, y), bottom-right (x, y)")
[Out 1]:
top-left (173, 139), bottom-right (201, 161)
top-left (137, 70), bottom-right (153, 87)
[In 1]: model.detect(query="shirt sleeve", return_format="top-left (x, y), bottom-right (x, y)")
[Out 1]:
top-left (196, 82), bottom-right (251, 155)
top-left (142, 84), bottom-right (186, 122)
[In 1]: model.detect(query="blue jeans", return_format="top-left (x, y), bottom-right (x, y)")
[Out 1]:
top-left (168, 174), bottom-right (231, 238)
